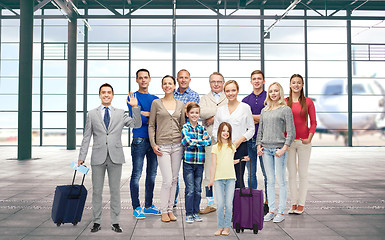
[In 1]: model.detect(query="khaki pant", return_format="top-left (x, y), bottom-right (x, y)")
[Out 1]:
top-left (287, 140), bottom-right (312, 206)
top-left (157, 143), bottom-right (183, 213)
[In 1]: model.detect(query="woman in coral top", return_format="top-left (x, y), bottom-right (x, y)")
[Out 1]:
top-left (285, 74), bottom-right (317, 215)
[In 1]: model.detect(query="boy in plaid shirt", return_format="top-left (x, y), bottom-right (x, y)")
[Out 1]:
top-left (181, 103), bottom-right (212, 223)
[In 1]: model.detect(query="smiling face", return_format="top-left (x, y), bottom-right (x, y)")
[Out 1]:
top-left (187, 107), bottom-right (200, 123)
top-left (209, 74), bottom-right (224, 94)
top-left (162, 77), bottom-right (176, 94)
top-left (250, 73), bottom-right (265, 91)
top-left (290, 76), bottom-right (304, 94)
top-left (268, 84), bottom-right (281, 102)
top-left (136, 71), bottom-right (151, 90)
top-left (221, 125), bottom-right (230, 141)
top-left (99, 86), bottom-right (114, 106)
top-left (224, 83), bottom-right (238, 102)
top-left (177, 70), bottom-right (191, 92)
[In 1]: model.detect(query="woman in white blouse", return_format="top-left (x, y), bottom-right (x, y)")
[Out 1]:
top-left (212, 80), bottom-right (255, 188)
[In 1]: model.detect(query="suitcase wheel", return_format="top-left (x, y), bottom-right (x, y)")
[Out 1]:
top-left (241, 228), bottom-right (244, 232)
top-left (72, 218), bottom-right (78, 226)
top-left (56, 220), bottom-right (62, 227)
top-left (235, 223), bottom-right (241, 233)
top-left (253, 224), bottom-right (258, 234)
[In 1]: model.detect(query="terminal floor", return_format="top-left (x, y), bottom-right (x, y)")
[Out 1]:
top-left (0, 146), bottom-right (384, 240)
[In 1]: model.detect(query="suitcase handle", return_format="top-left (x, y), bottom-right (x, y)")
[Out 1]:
top-left (68, 169), bottom-right (86, 199)
top-left (238, 154), bottom-right (253, 197)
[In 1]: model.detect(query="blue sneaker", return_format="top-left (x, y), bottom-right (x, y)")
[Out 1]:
top-left (192, 213), bottom-right (202, 222)
top-left (143, 205), bottom-right (161, 215)
top-left (186, 215), bottom-right (194, 224)
top-left (133, 207), bottom-right (146, 219)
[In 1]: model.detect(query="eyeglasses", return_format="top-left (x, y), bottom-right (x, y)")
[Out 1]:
top-left (210, 81), bottom-right (224, 85)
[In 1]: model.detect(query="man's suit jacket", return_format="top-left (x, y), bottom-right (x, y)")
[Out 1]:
top-left (78, 106), bottom-right (141, 165)
top-left (199, 91), bottom-right (228, 138)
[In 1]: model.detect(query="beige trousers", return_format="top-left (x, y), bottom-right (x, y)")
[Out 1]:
top-left (157, 143), bottom-right (183, 213)
top-left (287, 140), bottom-right (312, 206)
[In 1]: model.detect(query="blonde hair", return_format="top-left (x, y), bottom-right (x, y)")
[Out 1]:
top-left (264, 82), bottom-right (286, 111)
top-left (217, 122), bottom-right (233, 150)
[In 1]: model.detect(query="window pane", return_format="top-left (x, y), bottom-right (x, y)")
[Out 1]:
top-left (265, 44), bottom-right (304, 60)
top-left (308, 44), bottom-right (347, 60)
top-left (0, 112), bottom-right (17, 128)
top-left (177, 43), bottom-right (217, 60)
top-left (43, 95), bottom-right (66, 111)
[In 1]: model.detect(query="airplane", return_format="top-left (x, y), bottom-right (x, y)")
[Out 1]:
top-left (315, 78), bottom-right (385, 145)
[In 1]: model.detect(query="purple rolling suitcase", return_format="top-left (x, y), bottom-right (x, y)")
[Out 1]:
top-left (232, 158), bottom-right (264, 234)
top-left (232, 187), bottom-right (264, 234)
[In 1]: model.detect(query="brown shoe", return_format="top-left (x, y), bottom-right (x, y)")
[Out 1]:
top-left (161, 213), bottom-right (170, 222)
top-left (199, 206), bottom-right (216, 214)
top-left (168, 212), bottom-right (177, 221)
top-left (288, 205), bottom-right (297, 214)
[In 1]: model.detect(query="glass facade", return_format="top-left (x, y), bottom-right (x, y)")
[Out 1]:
top-left (1, 8), bottom-right (384, 146)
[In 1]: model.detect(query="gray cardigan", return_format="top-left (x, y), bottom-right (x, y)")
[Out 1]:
top-left (256, 105), bottom-right (296, 149)
top-left (148, 98), bottom-right (185, 147)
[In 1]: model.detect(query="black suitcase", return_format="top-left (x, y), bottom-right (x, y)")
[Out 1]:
top-left (51, 170), bottom-right (87, 226)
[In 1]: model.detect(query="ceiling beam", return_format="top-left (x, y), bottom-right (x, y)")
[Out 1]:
top-left (34, 0), bottom-right (53, 12)
top-left (0, 1), bottom-right (20, 15)
top-left (194, 0), bottom-right (222, 16)
top-left (126, 0), bottom-right (154, 15)
top-left (93, 0), bottom-right (122, 15)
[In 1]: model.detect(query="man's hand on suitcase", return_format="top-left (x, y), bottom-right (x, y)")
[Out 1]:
top-left (78, 160), bottom-right (84, 166)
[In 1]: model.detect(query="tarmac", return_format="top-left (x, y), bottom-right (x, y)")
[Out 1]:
top-left (0, 146), bottom-right (384, 240)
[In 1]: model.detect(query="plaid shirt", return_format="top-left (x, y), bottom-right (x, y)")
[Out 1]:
top-left (181, 121), bottom-right (212, 164)
top-left (173, 87), bottom-right (200, 104)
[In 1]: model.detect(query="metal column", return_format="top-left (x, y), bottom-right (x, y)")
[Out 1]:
top-left (83, 7), bottom-right (88, 133)
top-left (172, 0), bottom-right (176, 77)
top-left (17, 0), bottom-right (33, 159)
top-left (40, 10), bottom-right (44, 146)
top-left (260, 7), bottom-right (265, 74)
top-left (347, 9), bottom-right (353, 147)
top-left (67, 6), bottom-right (77, 150)
top-left (304, 9), bottom-right (308, 97)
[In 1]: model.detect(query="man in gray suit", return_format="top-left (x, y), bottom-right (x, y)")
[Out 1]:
top-left (78, 83), bottom-right (141, 233)
top-left (199, 72), bottom-right (228, 214)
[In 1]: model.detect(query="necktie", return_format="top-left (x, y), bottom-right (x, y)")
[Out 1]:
top-left (104, 107), bottom-right (110, 130)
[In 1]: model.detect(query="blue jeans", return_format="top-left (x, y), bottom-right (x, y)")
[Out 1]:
top-left (183, 162), bottom-right (204, 216)
top-left (214, 179), bottom-right (235, 229)
top-left (130, 138), bottom-right (158, 209)
top-left (262, 147), bottom-right (288, 214)
top-left (246, 138), bottom-right (268, 200)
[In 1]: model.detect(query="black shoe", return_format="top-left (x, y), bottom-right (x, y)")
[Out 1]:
top-left (264, 204), bottom-right (269, 216)
top-left (111, 223), bottom-right (123, 233)
top-left (91, 223), bottom-right (101, 233)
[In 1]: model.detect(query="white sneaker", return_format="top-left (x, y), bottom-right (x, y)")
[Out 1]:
top-left (273, 214), bottom-right (285, 223)
top-left (264, 212), bottom-right (275, 222)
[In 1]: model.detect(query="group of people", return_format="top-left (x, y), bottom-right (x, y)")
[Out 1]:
top-left (78, 68), bottom-right (317, 236)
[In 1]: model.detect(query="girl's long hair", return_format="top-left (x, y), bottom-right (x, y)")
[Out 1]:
top-left (286, 74), bottom-right (308, 123)
top-left (217, 122), bottom-right (233, 150)
top-left (264, 82), bottom-right (286, 111)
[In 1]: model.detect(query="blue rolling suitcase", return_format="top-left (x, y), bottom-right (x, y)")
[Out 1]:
top-left (52, 170), bottom-right (87, 226)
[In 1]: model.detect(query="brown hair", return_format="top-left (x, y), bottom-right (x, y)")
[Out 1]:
top-left (286, 74), bottom-right (308, 123)
top-left (177, 69), bottom-right (190, 77)
top-left (186, 102), bottom-right (200, 114)
top-left (250, 70), bottom-right (264, 80)
top-left (217, 122), bottom-right (233, 150)
top-left (224, 80), bottom-right (239, 91)
top-left (161, 75), bottom-right (176, 85)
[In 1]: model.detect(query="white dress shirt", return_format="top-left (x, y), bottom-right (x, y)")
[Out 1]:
top-left (100, 105), bottom-right (111, 121)
top-left (212, 102), bottom-right (255, 142)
